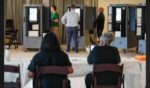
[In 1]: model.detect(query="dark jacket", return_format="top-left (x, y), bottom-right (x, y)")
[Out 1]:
top-left (87, 45), bottom-right (121, 85)
top-left (88, 46), bottom-right (120, 64)
top-left (28, 50), bottom-right (72, 88)
top-left (94, 13), bottom-right (105, 31)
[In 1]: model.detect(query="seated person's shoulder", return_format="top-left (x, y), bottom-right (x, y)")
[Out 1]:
top-left (93, 45), bottom-right (106, 49)
top-left (59, 50), bottom-right (69, 57)
top-left (110, 46), bottom-right (118, 50)
top-left (94, 45), bottom-right (118, 51)
top-left (109, 46), bottom-right (119, 53)
top-left (33, 52), bottom-right (42, 58)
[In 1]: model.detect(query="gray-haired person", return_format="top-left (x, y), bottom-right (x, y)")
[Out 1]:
top-left (99, 32), bottom-right (115, 46)
top-left (61, 4), bottom-right (80, 53)
top-left (85, 32), bottom-right (121, 88)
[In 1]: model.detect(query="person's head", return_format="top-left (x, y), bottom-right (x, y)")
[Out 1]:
top-left (70, 4), bottom-right (76, 10)
top-left (99, 7), bottom-right (104, 13)
top-left (100, 32), bottom-right (115, 46)
top-left (51, 5), bottom-right (57, 12)
top-left (41, 32), bottom-right (61, 51)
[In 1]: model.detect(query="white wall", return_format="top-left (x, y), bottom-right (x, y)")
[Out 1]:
top-left (98, 0), bottom-right (146, 32)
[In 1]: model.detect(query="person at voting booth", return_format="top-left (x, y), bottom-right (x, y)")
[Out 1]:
top-left (61, 4), bottom-right (80, 53)
top-left (27, 32), bottom-right (73, 88)
top-left (85, 32), bottom-right (121, 88)
top-left (94, 7), bottom-right (105, 42)
top-left (51, 5), bottom-right (59, 37)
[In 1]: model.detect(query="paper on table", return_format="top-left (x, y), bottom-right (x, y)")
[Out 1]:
top-left (115, 31), bottom-right (121, 37)
top-left (28, 31), bottom-right (39, 37)
top-left (136, 27), bottom-right (142, 36)
top-left (32, 24), bottom-right (39, 30)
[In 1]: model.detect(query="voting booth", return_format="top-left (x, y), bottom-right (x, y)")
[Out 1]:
top-left (136, 5), bottom-right (146, 54)
top-left (68, 5), bottom-right (96, 50)
top-left (23, 4), bottom-right (50, 51)
top-left (108, 4), bottom-right (138, 52)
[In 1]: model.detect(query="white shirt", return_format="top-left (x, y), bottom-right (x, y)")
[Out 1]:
top-left (61, 10), bottom-right (80, 27)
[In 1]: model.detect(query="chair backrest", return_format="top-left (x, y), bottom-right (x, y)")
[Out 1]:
top-left (93, 64), bottom-right (123, 88)
top-left (6, 19), bottom-right (14, 29)
top-left (4, 65), bottom-right (21, 88)
top-left (36, 66), bottom-right (68, 88)
top-left (4, 65), bottom-right (20, 73)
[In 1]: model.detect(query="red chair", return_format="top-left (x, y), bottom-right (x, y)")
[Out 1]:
top-left (93, 64), bottom-right (124, 88)
top-left (36, 66), bottom-right (69, 88)
top-left (4, 65), bottom-right (21, 88)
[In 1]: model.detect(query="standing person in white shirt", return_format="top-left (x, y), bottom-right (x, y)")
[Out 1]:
top-left (61, 4), bottom-right (80, 53)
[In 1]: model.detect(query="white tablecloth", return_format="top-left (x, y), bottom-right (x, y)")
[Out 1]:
top-left (5, 56), bottom-right (145, 88)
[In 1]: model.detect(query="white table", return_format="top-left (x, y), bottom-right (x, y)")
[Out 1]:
top-left (4, 55), bottom-right (145, 88)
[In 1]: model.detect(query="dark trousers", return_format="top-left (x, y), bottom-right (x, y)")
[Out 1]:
top-left (85, 73), bottom-right (93, 88)
top-left (66, 27), bottom-right (78, 52)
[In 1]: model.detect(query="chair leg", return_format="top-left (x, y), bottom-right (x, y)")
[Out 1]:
top-left (123, 74), bottom-right (125, 88)
top-left (13, 37), bottom-right (18, 49)
top-left (7, 30), bottom-right (18, 49)
top-left (16, 78), bottom-right (21, 88)
top-left (14, 30), bottom-right (18, 49)
top-left (8, 33), bottom-right (14, 49)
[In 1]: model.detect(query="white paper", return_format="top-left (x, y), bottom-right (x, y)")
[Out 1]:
top-left (136, 27), bottom-right (141, 36)
top-left (115, 31), bottom-right (121, 37)
top-left (86, 45), bottom-right (95, 52)
top-left (29, 8), bottom-right (38, 21)
top-left (137, 8), bottom-right (142, 17)
top-left (90, 45), bottom-right (95, 51)
top-left (32, 24), bottom-right (39, 30)
top-left (116, 8), bottom-right (122, 21)
top-left (28, 31), bottom-right (39, 37)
